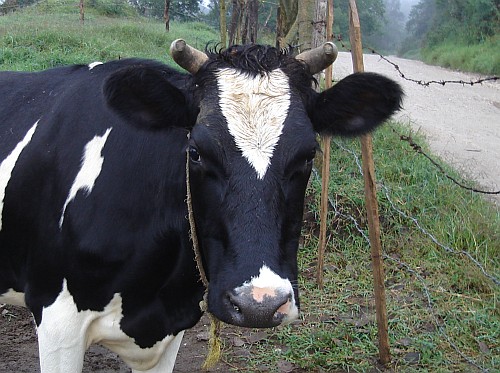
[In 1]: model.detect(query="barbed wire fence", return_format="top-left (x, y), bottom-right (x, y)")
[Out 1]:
top-left (306, 26), bottom-right (499, 372)
top-left (312, 133), bottom-right (498, 372)
top-left (308, 33), bottom-right (498, 370)
top-left (333, 34), bottom-right (499, 86)
top-left (327, 33), bottom-right (500, 195)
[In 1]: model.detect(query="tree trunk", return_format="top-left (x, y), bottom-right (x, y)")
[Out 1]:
top-left (312, 0), bottom-right (327, 49)
top-left (164, 0), bottom-right (170, 31)
top-left (79, 0), bottom-right (84, 25)
top-left (312, 0), bottom-right (327, 82)
top-left (297, 0), bottom-right (314, 51)
top-left (246, 0), bottom-right (259, 43)
top-left (220, 0), bottom-right (227, 46)
top-left (229, 0), bottom-right (242, 45)
top-left (277, 0), bottom-right (298, 48)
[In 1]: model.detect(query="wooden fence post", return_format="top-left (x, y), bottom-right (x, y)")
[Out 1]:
top-left (348, 0), bottom-right (391, 365)
top-left (79, 0), bottom-right (84, 25)
top-left (316, 0), bottom-right (334, 290)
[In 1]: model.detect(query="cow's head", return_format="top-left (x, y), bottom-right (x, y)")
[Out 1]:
top-left (104, 40), bottom-right (403, 328)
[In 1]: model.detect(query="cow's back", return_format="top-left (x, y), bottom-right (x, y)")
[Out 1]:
top-left (0, 61), bottom-right (203, 339)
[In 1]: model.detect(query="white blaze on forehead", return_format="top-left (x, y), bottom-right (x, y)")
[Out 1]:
top-left (59, 128), bottom-right (112, 227)
top-left (216, 68), bottom-right (291, 179)
top-left (0, 120), bottom-right (39, 231)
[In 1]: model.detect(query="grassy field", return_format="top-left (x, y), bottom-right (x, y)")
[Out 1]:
top-left (0, 0), bottom-right (219, 71)
top-left (421, 36), bottom-right (500, 76)
top-left (1, 2), bottom-right (499, 372)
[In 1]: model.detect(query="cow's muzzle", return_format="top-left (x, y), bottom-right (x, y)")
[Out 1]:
top-left (224, 285), bottom-right (299, 328)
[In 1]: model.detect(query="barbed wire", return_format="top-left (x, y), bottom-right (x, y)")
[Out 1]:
top-left (311, 166), bottom-right (489, 372)
top-left (331, 138), bottom-right (499, 287)
top-left (389, 125), bottom-right (500, 195)
top-left (332, 34), bottom-right (499, 87)
top-left (311, 134), bottom-right (497, 371)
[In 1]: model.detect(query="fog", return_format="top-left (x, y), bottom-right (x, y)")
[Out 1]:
top-left (399, 0), bottom-right (420, 18)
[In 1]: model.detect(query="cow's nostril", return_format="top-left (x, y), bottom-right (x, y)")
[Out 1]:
top-left (227, 292), bottom-right (242, 314)
top-left (224, 287), bottom-right (295, 328)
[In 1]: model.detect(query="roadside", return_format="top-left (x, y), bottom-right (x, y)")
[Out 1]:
top-left (333, 52), bottom-right (500, 206)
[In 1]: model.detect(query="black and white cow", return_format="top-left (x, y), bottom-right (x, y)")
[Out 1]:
top-left (0, 40), bottom-right (403, 372)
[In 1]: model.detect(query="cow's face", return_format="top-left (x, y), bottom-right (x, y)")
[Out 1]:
top-left (103, 41), bottom-right (403, 329)
top-left (188, 67), bottom-right (316, 327)
top-left (183, 44), bottom-right (403, 328)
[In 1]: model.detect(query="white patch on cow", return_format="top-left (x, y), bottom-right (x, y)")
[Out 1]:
top-left (0, 288), bottom-right (26, 307)
top-left (88, 61), bottom-right (103, 70)
top-left (38, 279), bottom-right (182, 372)
top-left (216, 68), bottom-right (291, 179)
top-left (235, 265), bottom-right (299, 322)
top-left (248, 265), bottom-right (293, 291)
top-left (59, 128), bottom-right (112, 228)
top-left (0, 120), bottom-right (39, 231)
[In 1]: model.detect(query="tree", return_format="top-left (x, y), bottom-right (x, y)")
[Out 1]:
top-left (276, 0), bottom-right (298, 48)
top-left (171, 0), bottom-right (200, 21)
top-left (401, 0), bottom-right (498, 54)
top-left (131, 0), bottom-right (199, 21)
top-left (297, 0), bottom-right (315, 50)
top-left (228, 0), bottom-right (259, 45)
top-left (164, 0), bottom-right (170, 31)
top-left (367, 0), bottom-right (406, 53)
top-left (277, 0), bottom-right (315, 50)
top-left (333, 0), bottom-right (385, 38)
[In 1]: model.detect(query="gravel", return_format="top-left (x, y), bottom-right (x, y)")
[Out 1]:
top-left (333, 52), bottom-right (500, 206)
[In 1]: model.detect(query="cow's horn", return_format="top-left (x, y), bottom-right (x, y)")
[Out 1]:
top-left (170, 39), bottom-right (208, 74)
top-left (295, 42), bottom-right (338, 75)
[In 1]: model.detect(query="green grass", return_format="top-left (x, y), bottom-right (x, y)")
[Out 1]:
top-left (1, 4), bottom-right (499, 372)
top-left (422, 36), bottom-right (500, 76)
top-left (225, 124), bottom-right (499, 372)
top-left (0, 0), bottom-right (218, 71)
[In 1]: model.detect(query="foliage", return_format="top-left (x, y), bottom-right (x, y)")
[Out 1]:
top-left (0, 0), bottom-right (37, 14)
top-left (0, 1), bottom-right (218, 71)
top-left (421, 36), bottom-right (500, 75)
top-left (400, 0), bottom-right (499, 73)
top-left (88, 0), bottom-right (134, 18)
top-left (129, 0), bottom-right (200, 21)
top-left (333, 0), bottom-right (386, 40)
top-left (365, 0), bottom-right (406, 54)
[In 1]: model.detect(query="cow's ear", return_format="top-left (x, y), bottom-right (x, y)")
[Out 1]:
top-left (103, 66), bottom-right (193, 130)
top-left (309, 72), bottom-right (403, 136)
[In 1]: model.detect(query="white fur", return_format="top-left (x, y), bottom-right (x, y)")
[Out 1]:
top-left (59, 128), bottom-right (112, 227)
top-left (0, 288), bottom-right (26, 307)
top-left (235, 265), bottom-right (299, 322)
top-left (88, 62), bottom-right (103, 70)
top-left (0, 120), bottom-right (39, 231)
top-left (216, 69), bottom-right (291, 179)
top-left (38, 279), bottom-right (182, 373)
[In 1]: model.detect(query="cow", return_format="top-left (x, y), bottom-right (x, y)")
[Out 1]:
top-left (0, 39), bottom-right (403, 372)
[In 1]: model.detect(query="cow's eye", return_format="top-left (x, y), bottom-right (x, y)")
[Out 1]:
top-left (188, 146), bottom-right (201, 163)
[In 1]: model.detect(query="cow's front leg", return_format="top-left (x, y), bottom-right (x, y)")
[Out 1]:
top-left (131, 331), bottom-right (184, 373)
top-left (36, 280), bottom-right (89, 373)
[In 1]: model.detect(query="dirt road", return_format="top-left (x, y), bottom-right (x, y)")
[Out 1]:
top-left (333, 52), bottom-right (500, 206)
